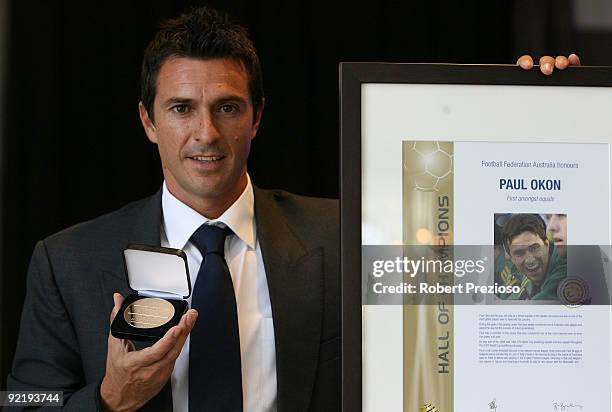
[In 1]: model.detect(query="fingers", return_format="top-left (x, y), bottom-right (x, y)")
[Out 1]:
top-left (107, 293), bottom-right (135, 358)
top-left (555, 55), bottom-right (569, 70)
top-left (165, 310), bottom-right (198, 360)
top-left (110, 292), bottom-right (124, 322)
top-left (132, 309), bottom-right (198, 367)
top-left (541, 54), bottom-right (581, 74)
top-left (568, 53), bottom-right (581, 66)
top-left (516, 55), bottom-right (533, 70)
top-left (539, 56), bottom-right (556, 75)
top-left (123, 339), bottom-right (136, 352)
top-left (525, 54), bottom-right (581, 75)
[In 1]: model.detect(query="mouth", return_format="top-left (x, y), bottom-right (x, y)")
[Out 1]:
top-left (524, 262), bottom-right (540, 275)
top-left (553, 237), bottom-right (565, 245)
top-left (189, 155), bottom-right (226, 162)
top-left (186, 154), bottom-right (227, 171)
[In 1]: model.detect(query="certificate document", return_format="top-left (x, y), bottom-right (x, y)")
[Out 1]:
top-left (347, 66), bottom-right (612, 412)
top-left (399, 140), bottom-right (611, 411)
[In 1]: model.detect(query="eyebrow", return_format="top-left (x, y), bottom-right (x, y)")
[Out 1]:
top-left (214, 94), bottom-right (249, 105)
top-left (162, 97), bottom-right (195, 108)
top-left (161, 94), bottom-right (249, 108)
top-left (511, 242), bottom-right (540, 250)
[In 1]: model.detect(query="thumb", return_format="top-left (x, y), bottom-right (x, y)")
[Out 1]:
top-left (110, 292), bottom-right (125, 323)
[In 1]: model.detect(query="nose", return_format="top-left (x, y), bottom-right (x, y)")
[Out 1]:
top-left (524, 251), bottom-right (537, 264)
top-left (548, 215), bottom-right (559, 232)
top-left (193, 111), bottom-right (221, 143)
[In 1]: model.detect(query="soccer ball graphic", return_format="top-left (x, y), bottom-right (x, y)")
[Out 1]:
top-left (404, 141), bottom-right (453, 192)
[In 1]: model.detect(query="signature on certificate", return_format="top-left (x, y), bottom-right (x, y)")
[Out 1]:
top-left (488, 398), bottom-right (497, 411)
top-left (553, 402), bottom-right (583, 411)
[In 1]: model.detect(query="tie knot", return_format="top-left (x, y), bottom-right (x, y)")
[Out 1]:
top-left (191, 224), bottom-right (232, 256)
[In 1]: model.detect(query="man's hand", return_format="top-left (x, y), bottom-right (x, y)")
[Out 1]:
top-left (517, 54), bottom-right (581, 75)
top-left (100, 293), bottom-right (198, 412)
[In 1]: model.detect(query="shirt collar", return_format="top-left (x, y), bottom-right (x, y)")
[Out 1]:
top-left (161, 175), bottom-right (256, 250)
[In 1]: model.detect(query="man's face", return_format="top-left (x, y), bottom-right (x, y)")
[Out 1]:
top-left (507, 231), bottom-right (550, 285)
top-left (139, 57), bottom-right (262, 216)
top-left (546, 214), bottom-right (567, 257)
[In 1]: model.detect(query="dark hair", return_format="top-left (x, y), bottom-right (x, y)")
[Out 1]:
top-left (141, 7), bottom-right (264, 120)
top-left (501, 214), bottom-right (547, 254)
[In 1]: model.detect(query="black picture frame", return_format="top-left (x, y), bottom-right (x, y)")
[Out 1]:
top-left (339, 63), bottom-right (612, 411)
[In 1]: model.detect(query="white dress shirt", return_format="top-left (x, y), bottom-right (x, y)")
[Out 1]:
top-left (161, 176), bottom-right (277, 412)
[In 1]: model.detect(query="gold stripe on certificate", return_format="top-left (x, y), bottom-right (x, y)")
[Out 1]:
top-left (403, 141), bottom-right (454, 412)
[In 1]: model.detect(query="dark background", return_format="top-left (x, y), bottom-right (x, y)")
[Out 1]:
top-left (1, 0), bottom-right (611, 388)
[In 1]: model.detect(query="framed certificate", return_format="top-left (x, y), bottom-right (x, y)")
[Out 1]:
top-left (340, 63), bottom-right (612, 411)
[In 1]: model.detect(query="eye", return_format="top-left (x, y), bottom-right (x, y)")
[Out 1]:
top-left (528, 244), bottom-right (542, 254)
top-left (219, 103), bottom-right (238, 114)
top-left (171, 104), bottom-right (189, 114)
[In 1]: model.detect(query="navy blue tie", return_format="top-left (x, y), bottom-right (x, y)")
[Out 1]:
top-left (189, 224), bottom-right (243, 411)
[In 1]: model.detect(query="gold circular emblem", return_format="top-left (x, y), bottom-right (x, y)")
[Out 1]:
top-left (558, 276), bottom-right (589, 307)
top-left (124, 297), bottom-right (175, 329)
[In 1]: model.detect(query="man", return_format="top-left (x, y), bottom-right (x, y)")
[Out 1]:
top-left (546, 213), bottom-right (568, 258)
top-left (8, 8), bottom-right (339, 411)
top-left (493, 214), bottom-right (519, 299)
top-left (6, 5), bottom-right (577, 411)
top-left (501, 214), bottom-right (567, 300)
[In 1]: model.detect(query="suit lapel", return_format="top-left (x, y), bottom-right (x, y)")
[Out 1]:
top-left (128, 187), bottom-right (163, 246)
top-left (99, 189), bottom-right (163, 314)
top-left (254, 187), bottom-right (323, 412)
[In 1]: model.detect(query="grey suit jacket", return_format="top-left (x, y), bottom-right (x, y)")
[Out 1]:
top-left (7, 187), bottom-right (340, 411)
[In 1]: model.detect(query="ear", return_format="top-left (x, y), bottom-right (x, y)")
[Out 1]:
top-left (250, 98), bottom-right (265, 139)
top-left (139, 102), bottom-right (158, 144)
